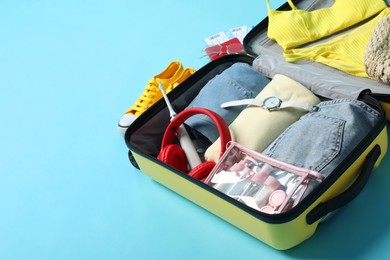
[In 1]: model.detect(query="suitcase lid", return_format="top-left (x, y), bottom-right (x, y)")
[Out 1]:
top-left (243, 0), bottom-right (390, 101)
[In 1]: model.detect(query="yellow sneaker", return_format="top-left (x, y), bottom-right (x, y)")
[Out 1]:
top-left (166, 67), bottom-right (196, 93)
top-left (118, 61), bottom-right (195, 134)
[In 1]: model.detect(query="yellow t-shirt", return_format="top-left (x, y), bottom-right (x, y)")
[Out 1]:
top-left (267, 0), bottom-right (387, 50)
top-left (283, 8), bottom-right (390, 77)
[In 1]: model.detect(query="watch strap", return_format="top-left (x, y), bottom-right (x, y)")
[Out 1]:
top-left (280, 100), bottom-right (317, 112)
top-left (221, 98), bottom-right (265, 108)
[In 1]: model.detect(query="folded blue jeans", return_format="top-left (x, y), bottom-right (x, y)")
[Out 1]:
top-left (262, 99), bottom-right (381, 178)
top-left (184, 62), bottom-right (270, 142)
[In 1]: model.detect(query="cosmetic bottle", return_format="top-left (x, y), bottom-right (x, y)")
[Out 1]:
top-left (253, 176), bottom-right (281, 208)
top-left (238, 163), bottom-right (274, 196)
top-left (260, 189), bottom-right (288, 214)
top-left (239, 170), bottom-right (269, 198)
top-left (211, 158), bottom-right (248, 193)
top-left (226, 166), bottom-right (253, 197)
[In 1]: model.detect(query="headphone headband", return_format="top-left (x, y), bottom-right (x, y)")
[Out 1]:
top-left (161, 107), bottom-right (231, 159)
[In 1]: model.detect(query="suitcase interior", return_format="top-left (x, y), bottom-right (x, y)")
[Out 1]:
top-left (125, 0), bottom-right (390, 250)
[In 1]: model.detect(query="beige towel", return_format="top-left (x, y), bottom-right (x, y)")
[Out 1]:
top-left (205, 74), bottom-right (321, 162)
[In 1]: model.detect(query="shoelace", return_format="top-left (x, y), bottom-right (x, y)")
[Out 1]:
top-left (126, 79), bottom-right (159, 116)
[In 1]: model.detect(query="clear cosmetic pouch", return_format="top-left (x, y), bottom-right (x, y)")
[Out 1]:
top-left (204, 142), bottom-right (323, 214)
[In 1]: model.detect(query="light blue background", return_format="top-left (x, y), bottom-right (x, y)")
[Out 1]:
top-left (1, 0), bottom-right (390, 259)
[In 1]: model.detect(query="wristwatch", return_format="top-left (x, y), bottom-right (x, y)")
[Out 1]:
top-left (221, 96), bottom-right (318, 112)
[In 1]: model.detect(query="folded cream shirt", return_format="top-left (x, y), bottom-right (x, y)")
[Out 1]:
top-left (205, 74), bottom-right (321, 162)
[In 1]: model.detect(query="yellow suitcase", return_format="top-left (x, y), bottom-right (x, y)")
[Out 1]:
top-left (125, 0), bottom-right (389, 250)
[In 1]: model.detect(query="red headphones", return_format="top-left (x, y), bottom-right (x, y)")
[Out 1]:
top-left (157, 107), bottom-right (231, 181)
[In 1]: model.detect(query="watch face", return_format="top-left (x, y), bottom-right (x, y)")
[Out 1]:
top-left (264, 97), bottom-right (281, 110)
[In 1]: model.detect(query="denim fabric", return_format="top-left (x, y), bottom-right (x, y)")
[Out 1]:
top-left (184, 62), bottom-right (270, 142)
top-left (262, 99), bottom-right (381, 178)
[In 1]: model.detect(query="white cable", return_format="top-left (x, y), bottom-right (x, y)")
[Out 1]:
top-left (158, 82), bottom-right (202, 169)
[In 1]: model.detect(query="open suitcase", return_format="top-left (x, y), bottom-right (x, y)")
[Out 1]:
top-left (125, 0), bottom-right (390, 250)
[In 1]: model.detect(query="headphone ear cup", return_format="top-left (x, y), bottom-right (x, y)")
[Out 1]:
top-left (188, 161), bottom-right (216, 181)
top-left (157, 144), bottom-right (188, 173)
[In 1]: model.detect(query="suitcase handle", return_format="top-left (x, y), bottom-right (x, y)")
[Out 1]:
top-left (306, 144), bottom-right (381, 224)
